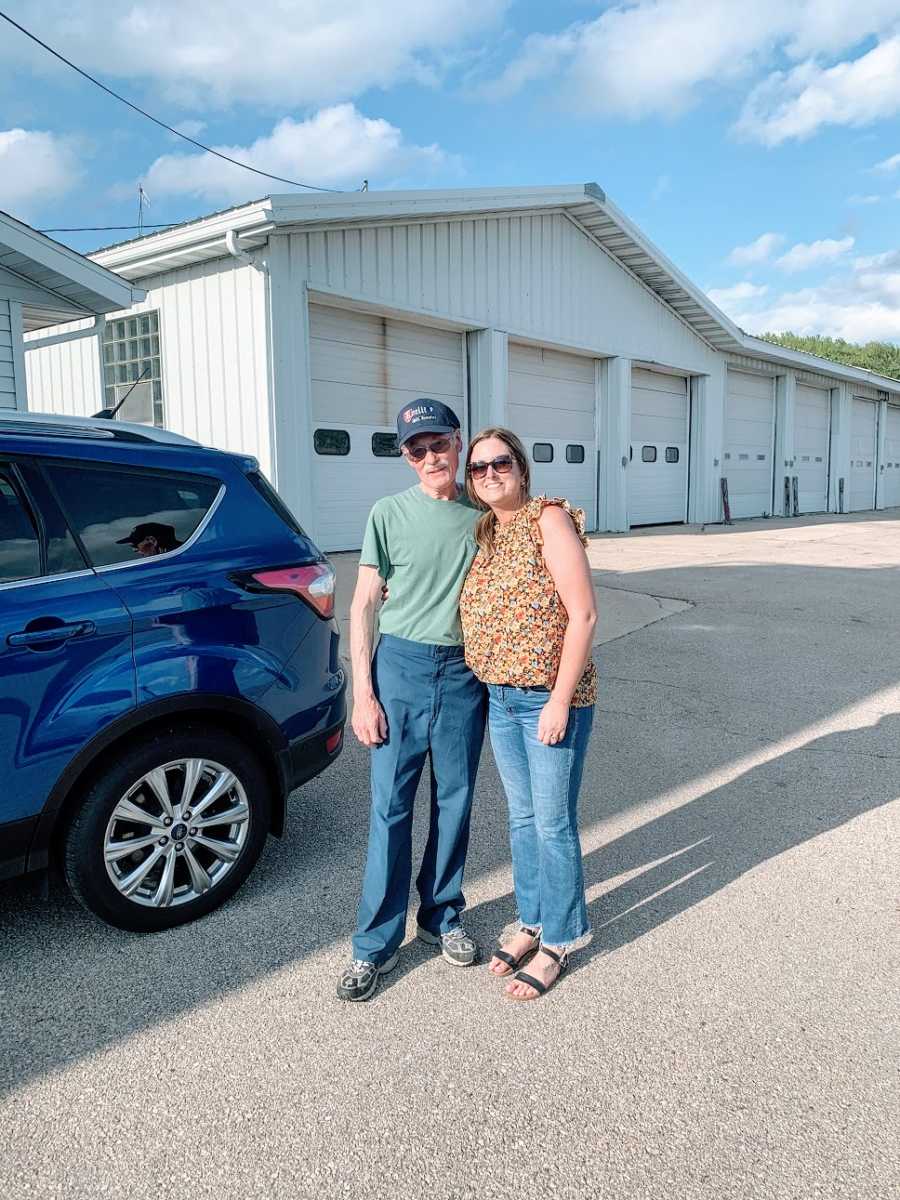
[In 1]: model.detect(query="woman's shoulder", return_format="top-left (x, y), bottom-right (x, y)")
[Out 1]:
top-left (530, 495), bottom-right (588, 545)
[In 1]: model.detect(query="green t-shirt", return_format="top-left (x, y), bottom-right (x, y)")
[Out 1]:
top-left (360, 484), bottom-right (479, 646)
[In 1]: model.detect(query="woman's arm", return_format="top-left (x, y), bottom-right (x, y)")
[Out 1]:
top-left (536, 504), bottom-right (597, 744)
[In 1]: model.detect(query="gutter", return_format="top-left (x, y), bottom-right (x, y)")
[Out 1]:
top-left (24, 313), bottom-right (106, 351)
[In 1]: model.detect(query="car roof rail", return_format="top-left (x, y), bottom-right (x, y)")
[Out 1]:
top-left (0, 412), bottom-right (200, 447)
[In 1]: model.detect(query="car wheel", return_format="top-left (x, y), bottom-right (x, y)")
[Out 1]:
top-left (63, 726), bottom-right (271, 932)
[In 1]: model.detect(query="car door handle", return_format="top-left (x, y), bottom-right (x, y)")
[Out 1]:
top-left (7, 621), bottom-right (96, 648)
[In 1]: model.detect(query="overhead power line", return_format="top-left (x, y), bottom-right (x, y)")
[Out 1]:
top-left (39, 223), bottom-right (177, 233)
top-left (0, 8), bottom-right (343, 193)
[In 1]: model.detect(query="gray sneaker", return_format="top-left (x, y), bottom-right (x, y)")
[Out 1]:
top-left (336, 950), bottom-right (400, 1002)
top-left (416, 924), bottom-right (480, 967)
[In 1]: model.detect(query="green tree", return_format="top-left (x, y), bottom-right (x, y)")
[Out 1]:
top-left (759, 332), bottom-right (900, 381)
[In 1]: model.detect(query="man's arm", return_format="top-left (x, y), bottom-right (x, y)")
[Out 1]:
top-left (349, 564), bottom-right (389, 747)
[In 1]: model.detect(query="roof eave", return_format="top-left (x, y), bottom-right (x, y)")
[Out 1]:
top-left (0, 210), bottom-right (140, 313)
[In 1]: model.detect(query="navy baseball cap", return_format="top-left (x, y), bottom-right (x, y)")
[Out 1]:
top-left (396, 399), bottom-right (460, 447)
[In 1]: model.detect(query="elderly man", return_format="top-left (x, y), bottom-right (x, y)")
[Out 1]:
top-left (337, 399), bottom-right (486, 1002)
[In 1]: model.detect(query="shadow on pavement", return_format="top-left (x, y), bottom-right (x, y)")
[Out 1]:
top-left (2, 559), bottom-right (899, 1097)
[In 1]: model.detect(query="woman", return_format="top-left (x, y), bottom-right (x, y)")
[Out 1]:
top-left (459, 427), bottom-right (597, 1000)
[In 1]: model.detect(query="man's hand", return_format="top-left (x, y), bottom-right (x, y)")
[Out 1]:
top-left (352, 692), bottom-right (388, 747)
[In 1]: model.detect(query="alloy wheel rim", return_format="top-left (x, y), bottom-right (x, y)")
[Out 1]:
top-left (103, 758), bottom-right (250, 908)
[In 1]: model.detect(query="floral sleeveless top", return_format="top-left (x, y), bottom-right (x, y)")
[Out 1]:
top-left (459, 497), bottom-right (597, 707)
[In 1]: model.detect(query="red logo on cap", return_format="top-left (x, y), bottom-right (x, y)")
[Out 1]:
top-left (403, 408), bottom-right (414, 423)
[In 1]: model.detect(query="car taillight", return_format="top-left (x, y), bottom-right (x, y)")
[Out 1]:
top-left (325, 729), bottom-right (342, 754)
top-left (250, 562), bottom-right (335, 618)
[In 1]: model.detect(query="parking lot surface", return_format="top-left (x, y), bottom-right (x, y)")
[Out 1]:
top-left (2, 512), bottom-right (899, 1199)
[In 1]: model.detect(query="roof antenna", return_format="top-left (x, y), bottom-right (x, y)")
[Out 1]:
top-left (138, 183), bottom-right (151, 234)
top-left (360, 179), bottom-right (368, 191)
top-left (93, 364), bottom-right (150, 419)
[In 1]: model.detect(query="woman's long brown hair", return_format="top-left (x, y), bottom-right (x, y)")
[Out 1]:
top-left (465, 427), bottom-right (531, 560)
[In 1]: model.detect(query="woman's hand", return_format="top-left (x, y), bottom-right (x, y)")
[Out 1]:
top-left (538, 696), bottom-right (570, 745)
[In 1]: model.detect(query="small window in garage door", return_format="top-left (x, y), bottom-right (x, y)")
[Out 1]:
top-left (371, 432), bottom-right (401, 457)
top-left (665, 447), bottom-right (679, 463)
top-left (533, 443), bottom-right (553, 463)
top-left (314, 429), bottom-right (350, 456)
top-left (566, 444), bottom-right (585, 464)
top-left (642, 446), bottom-right (657, 463)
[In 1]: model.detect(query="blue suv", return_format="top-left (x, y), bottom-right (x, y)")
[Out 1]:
top-left (0, 412), bottom-right (346, 931)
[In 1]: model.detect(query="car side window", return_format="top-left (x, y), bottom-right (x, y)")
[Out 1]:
top-left (0, 468), bottom-right (41, 584)
top-left (44, 463), bottom-right (220, 568)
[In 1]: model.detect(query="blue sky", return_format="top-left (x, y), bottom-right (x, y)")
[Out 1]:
top-left (2, 1), bottom-right (899, 343)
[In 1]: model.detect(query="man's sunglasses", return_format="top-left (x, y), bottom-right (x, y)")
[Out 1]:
top-left (403, 436), bottom-right (453, 462)
top-left (467, 454), bottom-right (514, 480)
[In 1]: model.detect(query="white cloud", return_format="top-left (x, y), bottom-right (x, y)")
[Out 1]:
top-left (726, 232), bottom-right (785, 266)
top-left (873, 152), bottom-right (900, 172)
top-left (709, 251), bottom-right (900, 342)
top-left (0, 0), bottom-right (508, 107)
top-left (775, 237), bottom-right (855, 273)
top-left (172, 120), bottom-right (207, 140)
top-left (0, 128), bottom-right (82, 218)
top-left (477, 1), bottom-right (900, 126)
top-left (707, 282), bottom-right (769, 306)
top-left (847, 194), bottom-right (882, 205)
top-left (139, 105), bottom-right (457, 203)
top-left (735, 34), bottom-right (900, 145)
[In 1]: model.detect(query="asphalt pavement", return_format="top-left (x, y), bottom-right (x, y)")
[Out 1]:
top-left (2, 510), bottom-right (898, 1199)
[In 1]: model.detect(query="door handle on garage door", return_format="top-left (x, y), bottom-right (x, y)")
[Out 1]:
top-left (7, 620), bottom-right (96, 648)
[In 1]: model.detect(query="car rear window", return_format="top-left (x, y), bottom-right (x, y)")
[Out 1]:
top-left (45, 463), bottom-right (220, 568)
top-left (245, 469), bottom-right (307, 538)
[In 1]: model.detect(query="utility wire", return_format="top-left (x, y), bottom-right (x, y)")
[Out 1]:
top-left (0, 8), bottom-right (344, 193)
top-left (39, 223), bottom-right (177, 233)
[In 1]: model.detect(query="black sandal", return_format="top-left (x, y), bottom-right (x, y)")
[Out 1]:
top-left (488, 927), bottom-right (540, 976)
top-left (507, 944), bottom-right (569, 1000)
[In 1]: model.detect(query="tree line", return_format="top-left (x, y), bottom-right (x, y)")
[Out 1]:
top-left (760, 332), bottom-right (900, 381)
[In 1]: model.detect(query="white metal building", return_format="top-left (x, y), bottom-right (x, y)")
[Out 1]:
top-left (22, 185), bottom-right (900, 551)
top-left (1, 210), bottom-right (140, 413)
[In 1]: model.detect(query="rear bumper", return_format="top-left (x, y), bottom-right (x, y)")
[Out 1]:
top-left (0, 817), bottom-right (39, 882)
top-left (281, 717), bottom-right (346, 795)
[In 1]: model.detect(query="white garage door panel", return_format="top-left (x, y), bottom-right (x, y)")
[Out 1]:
top-left (849, 397), bottom-right (877, 512)
top-left (884, 406), bottom-right (900, 509)
top-left (508, 343), bottom-right (596, 527)
top-left (629, 368), bottom-right (688, 526)
top-left (724, 370), bottom-right (775, 519)
top-left (794, 383), bottom-right (830, 513)
top-left (309, 305), bottom-right (466, 552)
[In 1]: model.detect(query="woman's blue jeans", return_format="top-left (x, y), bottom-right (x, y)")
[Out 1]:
top-left (487, 685), bottom-right (593, 948)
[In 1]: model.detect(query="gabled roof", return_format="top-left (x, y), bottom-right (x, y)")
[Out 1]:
top-left (0, 210), bottom-right (143, 331)
top-left (89, 185), bottom-right (900, 395)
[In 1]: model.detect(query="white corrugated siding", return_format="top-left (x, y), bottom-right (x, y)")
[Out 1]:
top-left (24, 317), bottom-right (102, 415)
top-left (294, 213), bottom-right (719, 374)
top-left (507, 342), bottom-right (596, 524)
top-left (0, 298), bottom-right (16, 408)
top-left (25, 256), bottom-right (271, 472)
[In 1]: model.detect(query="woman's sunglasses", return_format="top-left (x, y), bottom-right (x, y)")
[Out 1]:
top-left (467, 454), bottom-right (515, 480)
top-left (404, 436), bottom-right (453, 462)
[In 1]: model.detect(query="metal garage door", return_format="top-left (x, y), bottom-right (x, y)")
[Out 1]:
top-left (723, 370), bottom-right (775, 519)
top-left (849, 397), bottom-right (878, 512)
top-left (884, 406), bottom-right (900, 509)
top-left (309, 305), bottom-right (466, 551)
top-left (507, 343), bottom-right (596, 528)
top-left (794, 383), bottom-right (830, 513)
top-left (628, 367), bottom-right (688, 526)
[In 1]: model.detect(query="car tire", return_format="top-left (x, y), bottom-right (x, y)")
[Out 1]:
top-left (63, 725), bottom-right (271, 932)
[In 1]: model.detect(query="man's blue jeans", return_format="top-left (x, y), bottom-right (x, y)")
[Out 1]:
top-left (352, 634), bottom-right (487, 965)
top-left (487, 685), bottom-right (593, 948)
